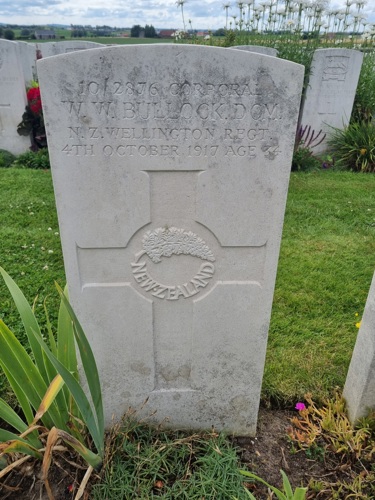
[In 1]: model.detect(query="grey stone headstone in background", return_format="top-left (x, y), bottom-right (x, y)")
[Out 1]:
top-left (231, 45), bottom-right (278, 57)
top-left (343, 271), bottom-right (375, 423)
top-left (300, 48), bottom-right (363, 154)
top-left (38, 45), bottom-right (304, 435)
top-left (0, 40), bottom-right (31, 154)
top-left (17, 42), bottom-right (37, 83)
top-left (36, 40), bottom-right (104, 58)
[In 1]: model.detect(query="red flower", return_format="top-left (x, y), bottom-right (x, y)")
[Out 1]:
top-left (27, 86), bottom-right (42, 115)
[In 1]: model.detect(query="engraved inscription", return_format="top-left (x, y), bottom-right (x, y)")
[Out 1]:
top-left (59, 75), bottom-right (283, 163)
top-left (131, 227), bottom-right (216, 300)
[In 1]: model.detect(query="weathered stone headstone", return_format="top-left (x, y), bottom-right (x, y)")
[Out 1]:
top-left (0, 40), bottom-right (31, 154)
top-left (17, 42), bottom-right (37, 83)
top-left (343, 271), bottom-right (375, 423)
top-left (300, 48), bottom-right (363, 154)
top-left (231, 45), bottom-right (278, 57)
top-left (36, 40), bottom-right (104, 58)
top-left (38, 45), bottom-right (304, 435)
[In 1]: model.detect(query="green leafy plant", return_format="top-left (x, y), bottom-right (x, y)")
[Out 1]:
top-left (93, 422), bottom-right (248, 499)
top-left (352, 52), bottom-right (375, 124)
top-left (0, 150), bottom-right (16, 168)
top-left (288, 393), bottom-right (375, 498)
top-left (292, 146), bottom-right (321, 172)
top-left (12, 148), bottom-right (50, 169)
top-left (0, 268), bottom-right (104, 494)
top-left (327, 122), bottom-right (375, 173)
top-left (238, 469), bottom-right (307, 500)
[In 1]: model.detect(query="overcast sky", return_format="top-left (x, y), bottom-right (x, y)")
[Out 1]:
top-left (0, 0), bottom-right (374, 29)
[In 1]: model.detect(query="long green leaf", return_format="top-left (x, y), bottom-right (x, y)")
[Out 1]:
top-left (42, 300), bottom-right (70, 428)
top-left (32, 374), bottom-right (65, 425)
top-left (240, 470), bottom-right (286, 500)
top-left (30, 331), bottom-right (103, 457)
top-left (0, 398), bottom-right (41, 449)
top-left (43, 298), bottom-right (57, 356)
top-left (0, 398), bottom-right (28, 435)
top-left (56, 284), bottom-right (104, 447)
top-left (293, 488), bottom-right (308, 500)
top-left (58, 429), bottom-right (102, 469)
top-left (281, 469), bottom-right (294, 499)
top-left (0, 267), bottom-right (48, 384)
top-left (0, 433), bottom-right (43, 459)
top-left (1, 365), bottom-right (34, 426)
top-left (56, 286), bottom-right (79, 420)
top-left (57, 286), bottom-right (77, 375)
top-left (0, 320), bottom-right (64, 430)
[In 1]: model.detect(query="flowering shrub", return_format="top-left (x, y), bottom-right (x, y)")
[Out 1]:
top-left (27, 86), bottom-right (42, 115)
top-left (17, 82), bottom-right (46, 151)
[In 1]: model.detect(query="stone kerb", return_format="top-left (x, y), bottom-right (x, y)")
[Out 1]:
top-left (343, 271), bottom-right (375, 423)
top-left (300, 48), bottom-right (363, 154)
top-left (36, 40), bottom-right (105, 58)
top-left (231, 45), bottom-right (278, 57)
top-left (38, 45), bottom-right (304, 435)
top-left (0, 39), bottom-right (31, 154)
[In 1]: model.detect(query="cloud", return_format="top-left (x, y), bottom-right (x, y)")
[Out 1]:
top-left (0, 0), bottom-right (373, 28)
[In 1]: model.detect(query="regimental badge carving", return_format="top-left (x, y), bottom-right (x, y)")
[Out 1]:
top-left (142, 227), bottom-right (215, 263)
top-left (131, 227), bottom-right (216, 301)
top-left (322, 56), bottom-right (349, 81)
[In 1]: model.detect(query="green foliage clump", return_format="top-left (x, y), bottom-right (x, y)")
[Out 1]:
top-left (0, 150), bottom-right (16, 168)
top-left (352, 52), bottom-right (375, 124)
top-left (327, 122), bottom-right (375, 173)
top-left (292, 147), bottom-right (321, 172)
top-left (13, 149), bottom-right (50, 170)
top-left (289, 393), bottom-right (375, 498)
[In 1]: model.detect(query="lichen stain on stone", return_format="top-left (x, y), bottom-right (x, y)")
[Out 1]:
top-left (130, 361), bottom-right (152, 376)
top-left (160, 364), bottom-right (191, 382)
top-left (230, 395), bottom-right (251, 412)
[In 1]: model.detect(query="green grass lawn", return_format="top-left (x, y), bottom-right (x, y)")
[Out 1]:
top-left (0, 169), bottom-right (374, 405)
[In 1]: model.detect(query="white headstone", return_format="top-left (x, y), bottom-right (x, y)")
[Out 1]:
top-left (17, 42), bottom-right (37, 84)
top-left (0, 40), bottom-right (31, 154)
top-left (232, 45), bottom-right (278, 57)
top-left (343, 271), bottom-right (375, 422)
top-left (37, 40), bottom-right (104, 58)
top-left (38, 45), bottom-right (304, 435)
top-left (300, 48), bottom-right (363, 154)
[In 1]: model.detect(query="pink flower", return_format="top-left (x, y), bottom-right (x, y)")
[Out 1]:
top-left (295, 402), bottom-right (306, 411)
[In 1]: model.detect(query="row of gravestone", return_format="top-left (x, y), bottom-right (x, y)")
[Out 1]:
top-left (35, 43), bottom-right (373, 435)
top-left (0, 38), bottom-right (363, 156)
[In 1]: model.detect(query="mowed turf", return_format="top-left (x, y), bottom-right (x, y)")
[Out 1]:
top-left (0, 168), bottom-right (374, 405)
